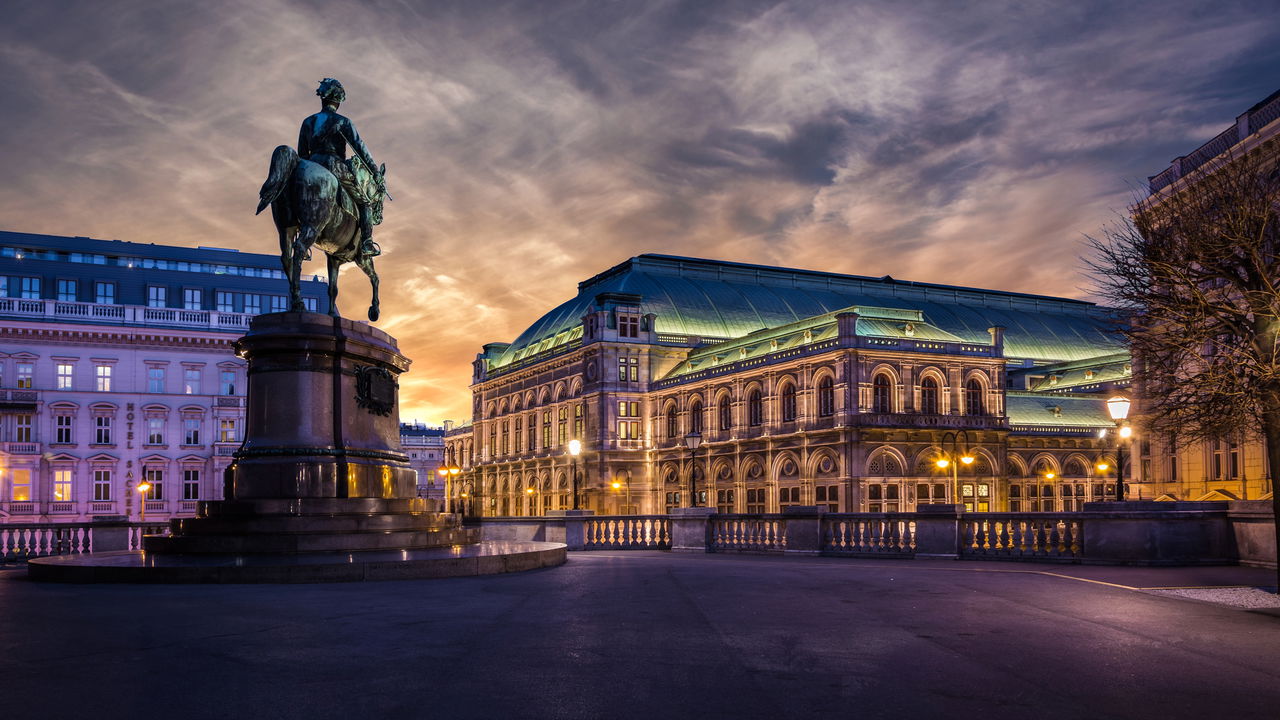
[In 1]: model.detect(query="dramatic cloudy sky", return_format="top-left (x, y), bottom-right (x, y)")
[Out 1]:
top-left (3, 0), bottom-right (1279, 422)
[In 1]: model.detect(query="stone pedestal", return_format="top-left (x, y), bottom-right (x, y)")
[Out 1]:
top-left (229, 312), bottom-right (416, 499)
top-left (670, 507), bottom-right (717, 552)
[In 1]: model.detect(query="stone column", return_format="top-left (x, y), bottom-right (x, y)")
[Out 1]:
top-left (912, 504), bottom-right (961, 558)
top-left (670, 507), bottom-right (715, 552)
top-left (782, 505), bottom-right (822, 555)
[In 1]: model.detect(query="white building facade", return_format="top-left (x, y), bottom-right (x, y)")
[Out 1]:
top-left (0, 231), bottom-right (328, 522)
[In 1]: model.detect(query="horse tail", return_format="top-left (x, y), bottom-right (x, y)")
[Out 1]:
top-left (256, 145), bottom-right (298, 215)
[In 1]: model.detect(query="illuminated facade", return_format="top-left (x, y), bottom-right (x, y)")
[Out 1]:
top-left (0, 231), bottom-right (327, 521)
top-left (400, 422), bottom-right (445, 503)
top-left (1136, 88), bottom-right (1280, 501)
top-left (446, 255), bottom-right (1132, 516)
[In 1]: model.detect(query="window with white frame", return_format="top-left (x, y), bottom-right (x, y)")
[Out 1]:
top-left (93, 469), bottom-right (112, 501)
top-left (184, 367), bottom-right (200, 394)
top-left (304, 297), bottom-right (318, 312)
top-left (219, 418), bottom-right (238, 443)
top-left (56, 362), bottom-right (74, 390)
top-left (54, 414), bottom-right (73, 444)
top-left (148, 285), bottom-right (167, 308)
top-left (52, 469), bottom-right (72, 502)
top-left (95, 281), bottom-right (116, 304)
top-left (216, 291), bottom-right (234, 312)
top-left (15, 414), bottom-right (32, 442)
top-left (243, 294), bottom-right (261, 314)
top-left (94, 414), bottom-right (113, 444)
top-left (16, 361), bottom-right (33, 389)
top-left (10, 469), bottom-right (31, 501)
top-left (20, 277), bottom-right (40, 299)
top-left (221, 370), bottom-right (236, 395)
top-left (269, 295), bottom-right (287, 312)
top-left (95, 364), bottom-right (112, 392)
top-left (57, 279), bottom-right (77, 301)
top-left (183, 416), bottom-right (201, 445)
top-left (146, 416), bottom-right (165, 445)
top-left (183, 469), bottom-right (200, 500)
top-left (144, 468), bottom-right (164, 500)
top-left (147, 366), bottom-right (165, 393)
top-left (184, 288), bottom-right (202, 310)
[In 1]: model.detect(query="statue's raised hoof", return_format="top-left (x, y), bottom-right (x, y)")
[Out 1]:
top-left (368, 306), bottom-right (380, 322)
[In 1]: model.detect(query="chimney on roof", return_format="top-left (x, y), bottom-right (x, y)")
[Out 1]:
top-left (837, 312), bottom-right (859, 343)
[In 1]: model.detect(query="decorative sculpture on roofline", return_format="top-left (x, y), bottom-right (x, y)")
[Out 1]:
top-left (256, 78), bottom-right (390, 321)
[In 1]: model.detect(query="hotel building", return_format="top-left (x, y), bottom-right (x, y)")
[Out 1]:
top-left (0, 231), bottom-right (327, 522)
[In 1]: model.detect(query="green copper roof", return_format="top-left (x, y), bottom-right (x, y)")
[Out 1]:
top-left (1007, 392), bottom-right (1113, 430)
top-left (666, 305), bottom-right (964, 378)
top-left (1009, 353), bottom-right (1132, 393)
top-left (488, 255), bottom-right (1122, 369)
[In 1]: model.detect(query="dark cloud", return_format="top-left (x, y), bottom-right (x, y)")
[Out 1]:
top-left (1, 0), bottom-right (1279, 421)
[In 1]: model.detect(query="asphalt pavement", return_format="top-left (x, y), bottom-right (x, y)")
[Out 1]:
top-left (1, 553), bottom-right (1277, 720)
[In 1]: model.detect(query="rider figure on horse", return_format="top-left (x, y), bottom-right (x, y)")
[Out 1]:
top-left (299, 78), bottom-right (382, 258)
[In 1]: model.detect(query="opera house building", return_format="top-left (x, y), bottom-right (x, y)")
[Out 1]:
top-left (444, 254), bottom-right (1133, 517)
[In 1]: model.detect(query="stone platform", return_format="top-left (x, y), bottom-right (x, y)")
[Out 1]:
top-left (27, 540), bottom-right (565, 583)
top-left (27, 312), bottom-right (566, 583)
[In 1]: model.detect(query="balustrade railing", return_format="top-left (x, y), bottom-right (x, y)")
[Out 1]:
top-left (0, 298), bottom-right (254, 332)
top-left (823, 514), bottom-right (916, 555)
top-left (959, 514), bottom-right (1082, 560)
top-left (584, 516), bottom-right (670, 549)
top-left (0, 521), bottom-right (170, 562)
top-left (710, 515), bottom-right (786, 552)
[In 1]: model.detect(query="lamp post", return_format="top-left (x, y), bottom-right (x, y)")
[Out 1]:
top-left (135, 480), bottom-right (152, 523)
top-left (525, 486), bottom-right (538, 516)
top-left (1106, 396), bottom-right (1132, 502)
top-left (437, 463), bottom-right (462, 513)
top-left (568, 439), bottom-right (582, 510)
top-left (611, 472), bottom-right (633, 515)
top-left (684, 431), bottom-right (703, 507)
top-left (935, 430), bottom-right (975, 509)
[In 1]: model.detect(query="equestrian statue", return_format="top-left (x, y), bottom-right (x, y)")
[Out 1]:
top-left (256, 78), bottom-right (390, 321)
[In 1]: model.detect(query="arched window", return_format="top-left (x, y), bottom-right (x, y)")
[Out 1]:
top-left (718, 396), bottom-right (732, 431)
top-left (965, 378), bottom-right (985, 415)
top-left (780, 383), bottom-right (797, 422)
top-left (747, 389), bottom-right (763, 426)
top-left (666, 406), bottom-right (678, 439)
top-left (817, 376), bottom-right (835, 417)
top-left (689, 399), bottom-right (703, 434)
top-left (872, 374), bottom-right (892, 413)
top-left (1063, 458), bottom-right (1087, 477)
top-left (920, 377), bottom-right (940, 414)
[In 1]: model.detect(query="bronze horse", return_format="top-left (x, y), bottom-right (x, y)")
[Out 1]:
top-left (255, 145), bottom-right (388, 321)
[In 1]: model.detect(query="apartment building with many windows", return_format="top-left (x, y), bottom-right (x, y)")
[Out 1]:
top-left (0, 230), bottom-right (327, 521)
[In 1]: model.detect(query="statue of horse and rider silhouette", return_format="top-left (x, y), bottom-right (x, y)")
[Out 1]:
top-left (256, 78), bottom-right (390, 322)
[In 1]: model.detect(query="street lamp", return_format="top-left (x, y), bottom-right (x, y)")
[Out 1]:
top-left (568, 439), bottom-right (582, 510)
top-left (611, 472), bottom-right (633, 515)
top-left (935, 430), bottom-right (975, 509)
top-left (437, 463), bottom-right (461, 513)
top-left (135, 481), bottom-right (152, 523)
top-left (525, 485), bottom-right (537, 516)
top-left (1106, 395), bottom-right (1132, 502)
top-left (684, 431), bottom-right (703, 507)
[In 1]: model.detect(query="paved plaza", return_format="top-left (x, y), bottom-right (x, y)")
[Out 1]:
top-left (2, 554), bottom-right (1278, 719)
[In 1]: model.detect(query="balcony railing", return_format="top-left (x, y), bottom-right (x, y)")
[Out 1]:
top-left (1, 442), bottom-right (41, 455)
top-left (0, 298), bottom-right (256, 333)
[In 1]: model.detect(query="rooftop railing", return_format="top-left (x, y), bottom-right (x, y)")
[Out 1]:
top-left (0, 298), bottom-right (257, 334)
top-left (1149, 91), bottom-right (1280, 194)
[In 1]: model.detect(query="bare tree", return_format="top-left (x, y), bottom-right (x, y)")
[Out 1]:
top-left (1086, 149), bottom-right (1280, 590)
